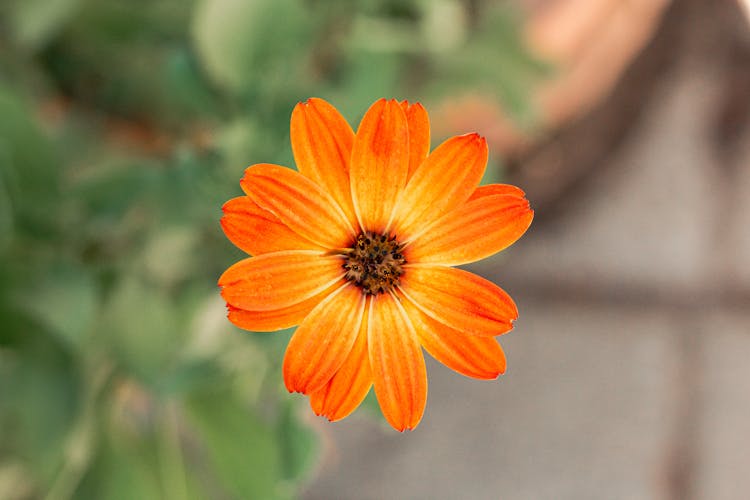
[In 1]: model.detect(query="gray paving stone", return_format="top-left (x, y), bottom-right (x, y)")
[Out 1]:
top-left (693, 311), bottom-right (750, 500)
top-left (498, 70), bottom-right (724, 297)
top-left (303, 300), bottom-right (680, 500)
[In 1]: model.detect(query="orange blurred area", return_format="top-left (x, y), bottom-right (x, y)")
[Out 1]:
top-left (434, 0), bottom-right (672, 155)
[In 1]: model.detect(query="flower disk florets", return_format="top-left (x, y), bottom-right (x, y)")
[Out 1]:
top-left (343, 232), bottom-right (406, 295)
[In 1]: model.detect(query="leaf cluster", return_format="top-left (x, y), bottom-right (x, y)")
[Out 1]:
top-left (0, 0), bottom-right (539, 498)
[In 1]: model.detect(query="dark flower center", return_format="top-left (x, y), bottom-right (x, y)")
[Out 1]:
top-left (342, 232), bottom-right (406, 295)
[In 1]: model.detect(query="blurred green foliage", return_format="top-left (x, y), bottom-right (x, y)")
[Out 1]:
top-left (0, 0), bottom-right (540, 498)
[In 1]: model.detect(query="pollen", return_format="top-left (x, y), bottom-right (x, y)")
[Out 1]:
top-left (342, 232), bottom-right (406, 295)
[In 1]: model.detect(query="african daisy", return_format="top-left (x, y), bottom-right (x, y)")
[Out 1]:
top-left (219, 98), bottom-right (533, 431)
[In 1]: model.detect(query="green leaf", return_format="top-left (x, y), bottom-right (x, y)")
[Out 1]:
top-left (69, 158), bottom-right (163, 221)
top-left (156, 359), bottom-right (223, 396)
top-left (326, 52), bottom-right (402, 117)
top-left (0, 85), bottom-right (60, 239)
top-left (217, 119), bottom-right (260, 173)
top-left (0, 165), bottom-right (13, 255)
top-left (37, 1), bottom-right (214, 126)
top-left (74, 431), bottom-right (163, 500)
top-left (418, 0), bottom-right (467, 53)
top-left (277, 400), bottom-right (317, 484)
top-left (6, 0), bottom-right (82, 50)
top-left (14, 264), bottom-right (97, 351)
top-left (141, 227), bottom-right (199, 287)
top-left (192, 0), bottom-right (313, 93)
top-left (425, 4), bottom-right (546, 125)
top-left (0, 324), bottom-right (80, 487)
top-left (99, 278), bottom-right (180, 385)
top-left (185, 390), bottom-right (286, 499)
top-left (163, 48), bottom-right (218, 118)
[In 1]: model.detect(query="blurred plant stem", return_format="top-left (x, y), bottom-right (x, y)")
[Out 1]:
top-left (156, 401), bottom-right (189, 500)
top-left (44, 361), bottom-right (113, 500)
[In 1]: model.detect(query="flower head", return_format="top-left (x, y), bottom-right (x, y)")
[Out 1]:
top-left (219, 98), bottom-right (533, 431)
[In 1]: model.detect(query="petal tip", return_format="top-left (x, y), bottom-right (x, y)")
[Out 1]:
top-left (323, 413), bottom-right (340, 423)
top-left (455, 132), bottom-right (486, 150)
top-left (283, 365), bottom-right (299, 393)
top-left (285, 380), bottom-right (303, 394)
top-left (216, 273), bottom-right (233, 288)
top-left (400, 100), bottom-right (428, 122)
top-left (220, 198), bottom-right (235, 213)
top-left (299, 97), bottom-right (326, 109)
top-left (284, 374), bottom-right (308, 394)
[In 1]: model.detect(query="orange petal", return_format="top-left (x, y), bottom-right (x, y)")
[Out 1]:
top-left (221, 196), bottom-right (324, 255)
top-left (309, 296), bottom-right (373, 421)
top-left (400, 100), bottom-right (430, 180)
top-left (218, 251), bottom-right (344, 311)
top-left (399, 266), bottom-right (517, 336)
top-left (350, 99), bottom-right (409, 233)
top-left (368, 292), bottom-right (427, 431)
top-left (468, 183), bottom-right (526, 201)
top-left (283, 284), bottom-right (366, 394)
top-left (241, 164), bottom-right (355, 249)
top-left (401, 297), bottom-right (506, 379)
top-left (290, 98), bottom-right (358, 228)
top-left (226, 282), bottom-right (340, 332)
top-left (391, 133), bottom-right (488, 241)
top-left (405, 194), bottom-right (533, 266)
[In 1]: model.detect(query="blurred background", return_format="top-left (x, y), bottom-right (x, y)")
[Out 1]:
top-left (1, 0), bottom-right (748, 498)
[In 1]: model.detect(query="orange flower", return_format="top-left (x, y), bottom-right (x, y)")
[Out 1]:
top-left (219, 98), bottom-right (533, 431)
